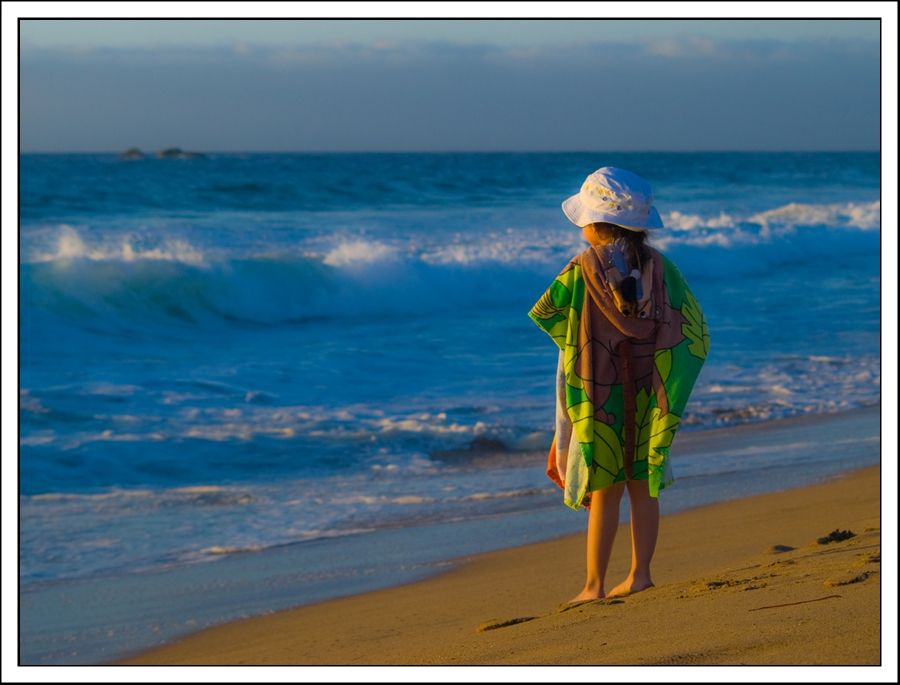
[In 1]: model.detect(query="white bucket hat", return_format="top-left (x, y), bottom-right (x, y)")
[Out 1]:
top-left (562, 166), bottom-right (664, 232)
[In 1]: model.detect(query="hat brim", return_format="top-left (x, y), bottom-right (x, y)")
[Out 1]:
top-left (562, 194), bottom-right (664, 231)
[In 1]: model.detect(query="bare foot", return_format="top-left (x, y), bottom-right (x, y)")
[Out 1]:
top-left (565, 587), bottom-right (606, 605)
top-left (606, 575), bottom-right (655, 598)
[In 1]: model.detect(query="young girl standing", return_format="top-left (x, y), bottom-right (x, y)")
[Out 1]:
top-left (528, 167), bottom-right (709, 603)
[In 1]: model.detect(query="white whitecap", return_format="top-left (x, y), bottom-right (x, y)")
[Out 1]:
top-left (322, 240), bottom-right (396, 266)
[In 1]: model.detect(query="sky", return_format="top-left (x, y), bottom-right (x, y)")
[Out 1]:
top-left (19, 18), bottom-right (881, 152)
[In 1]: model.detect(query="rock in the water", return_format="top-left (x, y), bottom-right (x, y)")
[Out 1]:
top-left (119, 147), bottom-right (144, 160)
top-left (157, 147), bottom-right (205, 159)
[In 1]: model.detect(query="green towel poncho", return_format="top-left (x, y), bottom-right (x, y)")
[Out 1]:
top-left (528, 243), bottom-right (709, 510)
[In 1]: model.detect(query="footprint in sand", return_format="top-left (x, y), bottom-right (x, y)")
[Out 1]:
top-left (824, 547), bottom-right (880, 587)
top-left (693, 578), bottom-right (751, 592)
top-left (824, 570), bottom-right (876, 588)
top-left (767, 558), bottom-right (797, 568)
top-left (476, 597), bottom-right (627, 631)
top-left (853, 552), bottom-right (880, 568)
top-left (691, 572), bottom-right (775, 594)
top-left (476, 616), bottom-right (539, 632)
top-left (764, 545), bottom-right (796, 567)
top-left (555, 598), bottom-right (625, 613)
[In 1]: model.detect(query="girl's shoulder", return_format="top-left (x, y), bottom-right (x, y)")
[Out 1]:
top-left (654, 249), bottom-right (682, 274)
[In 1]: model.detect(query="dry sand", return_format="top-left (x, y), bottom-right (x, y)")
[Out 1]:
top-left (114, 464), bottom-right (881, 666)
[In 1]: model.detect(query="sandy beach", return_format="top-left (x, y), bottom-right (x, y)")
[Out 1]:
top-left (14, 13), bottom-right (887, 677)
top-left (114, 461), bottom-right (881, 666)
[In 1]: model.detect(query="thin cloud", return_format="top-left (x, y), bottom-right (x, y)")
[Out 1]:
top-left (19, 36), bottom-right (879, 152)
top-left (21, 35), bottom-right (877, 68)
top-left (644, 36), bottom-right (723, 59)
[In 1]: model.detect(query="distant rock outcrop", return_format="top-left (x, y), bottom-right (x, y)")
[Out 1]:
top-left (119, 147), bottom-right (145, 160)
top-left (156, 147), bottom-right (205, 159)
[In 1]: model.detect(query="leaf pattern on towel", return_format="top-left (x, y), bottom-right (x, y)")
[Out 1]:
top-left (644, 407), bottom-right (680, 462)
top-left (589, 421), bottom-right (624, 477)
top-left (654, 349), bottom-right (672, 384)
top-left (680, 288), bottom-right (710, 360)
top-left (529, 283), bottom-right (570, 348)
top-left (529, 248), bottom-right (708, 509)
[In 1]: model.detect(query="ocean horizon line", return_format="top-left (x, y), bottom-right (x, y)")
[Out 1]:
top-left (19, 148), bottom-right (881, 156)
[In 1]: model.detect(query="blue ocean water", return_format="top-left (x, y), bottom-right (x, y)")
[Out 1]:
top-left (20, 152), bottom-right (880, 587)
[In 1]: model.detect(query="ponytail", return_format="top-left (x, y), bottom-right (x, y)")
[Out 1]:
top-left (593, 222), bottom-right (651, 272)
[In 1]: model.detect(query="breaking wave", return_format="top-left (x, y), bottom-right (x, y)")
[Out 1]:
top-left (21, 199), bottom-right (881, 331)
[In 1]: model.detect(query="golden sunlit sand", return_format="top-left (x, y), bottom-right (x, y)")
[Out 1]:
top-left (114, 464), bottom-right (880, 666)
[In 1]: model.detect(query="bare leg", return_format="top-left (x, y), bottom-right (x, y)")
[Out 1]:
top-left (567, 481), bottom-right (626, 603)
top-left (607, 478), bottom-right (659, 597)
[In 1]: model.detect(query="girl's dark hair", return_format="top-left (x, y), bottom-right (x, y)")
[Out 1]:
top-left (592, 222), bottom-right (652, 271)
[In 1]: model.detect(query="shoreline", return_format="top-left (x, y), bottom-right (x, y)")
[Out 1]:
top-left (114, 462), bottom-right (881, 665)
top-left (22, 402), bottom-right (880, 588)
top-left (19, 404), bottom-right (880, 665)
